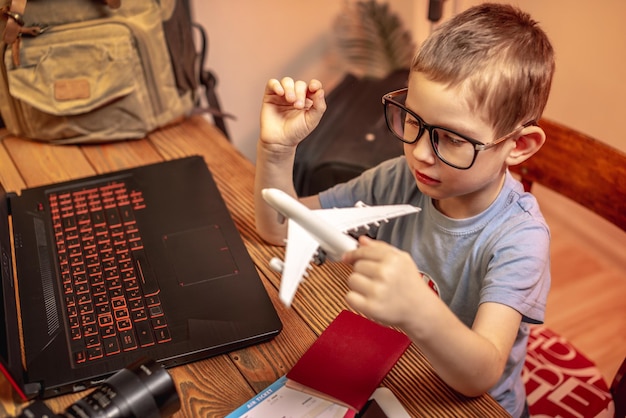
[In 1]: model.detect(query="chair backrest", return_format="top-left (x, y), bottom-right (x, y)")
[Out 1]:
top-left (509, 118), bottom-right (626, 232)
top-left (513, 118), bottom-right (626, 417)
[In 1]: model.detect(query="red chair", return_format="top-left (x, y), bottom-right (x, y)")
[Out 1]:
top-left (511, 118), bottom-right (626, 417)
top-left (524, 325), bottom-right (625, 417)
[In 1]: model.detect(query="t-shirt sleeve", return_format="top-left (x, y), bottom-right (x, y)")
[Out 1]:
top-left (480, 215), bottom-right (551, 324)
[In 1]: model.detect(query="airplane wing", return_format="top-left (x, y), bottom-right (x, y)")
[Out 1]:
top-left (279, 219), bottom-right (321, 306)
top-left (277, 203), bottom-right (420, 307)
top-left (315, 203), bottom-right (420, 233)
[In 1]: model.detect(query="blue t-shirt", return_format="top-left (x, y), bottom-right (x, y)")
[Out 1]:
top-left (319, 156), bottom-right (551, 418)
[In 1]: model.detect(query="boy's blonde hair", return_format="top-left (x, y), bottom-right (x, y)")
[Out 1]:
top-left (412, 3), bottom-right (555, 137)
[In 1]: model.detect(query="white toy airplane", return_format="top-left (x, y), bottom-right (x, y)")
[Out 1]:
top-left (261, 188), bottom-right (421, 306)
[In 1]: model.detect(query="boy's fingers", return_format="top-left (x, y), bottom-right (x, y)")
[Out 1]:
top-left (279, 76), bottom-right (295, 88)
top-left (343, 247), bottom-right (365, 265)
top-left (308, 79), bottom-right (323, 92)
top-left (266, 78), bottom-right (325, 111)
top-left (280, 77), bottom-right (296, 102)
top-left (348, 236), bottom-right (385, 260)
top-left (344, 291), bottom-right (366, 313)
top-left (293, 80), bottom-right (309, 108)
top-left (266, 78), bottom-right (284, 96)
top-left (347, 271), bottom-right (369, 294)
top-left (358, 235), bottom-right (374, 245)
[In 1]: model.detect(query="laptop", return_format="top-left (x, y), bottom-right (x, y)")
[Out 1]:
top-left (0, 155), bottom-right (282, 400)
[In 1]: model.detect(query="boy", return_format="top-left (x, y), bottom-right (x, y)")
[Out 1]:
top-left (254, 3), bottom-right (554, 417)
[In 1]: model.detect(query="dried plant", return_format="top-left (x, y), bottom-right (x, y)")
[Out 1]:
top-left (333, 0), bottom-right (416, 78)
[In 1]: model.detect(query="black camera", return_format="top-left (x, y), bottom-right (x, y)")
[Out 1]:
top-left (16, 358), bottom-right (180, 418)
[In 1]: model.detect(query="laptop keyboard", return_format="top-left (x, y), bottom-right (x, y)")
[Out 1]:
top-left (48, 181), bottom-right (171, 364)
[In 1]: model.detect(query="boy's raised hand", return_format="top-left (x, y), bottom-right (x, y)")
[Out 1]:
top-left (260, 77), bottom-right (327, 149)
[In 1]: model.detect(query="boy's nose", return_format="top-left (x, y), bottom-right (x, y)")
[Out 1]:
top-left (407, 132), bottom-right (436, 165)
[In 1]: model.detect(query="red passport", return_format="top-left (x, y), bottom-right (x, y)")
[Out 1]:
top-left (286, 310), bottom-right (411, 412)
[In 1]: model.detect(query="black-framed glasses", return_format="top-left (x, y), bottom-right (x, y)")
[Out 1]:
top-left (382, 88), bottom-right (536, 170)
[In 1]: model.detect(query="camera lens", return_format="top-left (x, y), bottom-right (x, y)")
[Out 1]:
top-left (63, 358), bottom-right (180, 418)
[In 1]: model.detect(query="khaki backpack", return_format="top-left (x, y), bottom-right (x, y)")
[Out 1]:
top-left (0, 0), bottom-right (227, 143)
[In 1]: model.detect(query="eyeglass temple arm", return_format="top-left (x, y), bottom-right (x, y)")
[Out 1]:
top-left (475, 121), bottom-right (537, 151)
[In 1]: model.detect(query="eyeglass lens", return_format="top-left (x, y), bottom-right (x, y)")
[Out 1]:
top-left (385, 99), bottom-right (477, 169)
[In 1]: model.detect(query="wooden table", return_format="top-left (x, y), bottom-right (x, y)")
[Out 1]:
top-left (0, 116), bottom-right (510, 417)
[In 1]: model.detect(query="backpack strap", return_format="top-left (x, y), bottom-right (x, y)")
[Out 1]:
top-left (199, 67), bottom-right (233, 140)
top-left (161, 0), bottom-right (233, 140)
top-left (193, 22), bottom-right (234, 140)
top-left (1, 0), bottom-right (26, 45)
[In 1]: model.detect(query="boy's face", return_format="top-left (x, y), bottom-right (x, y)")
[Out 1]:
top-left (403, 73), bottom-right (516, 218)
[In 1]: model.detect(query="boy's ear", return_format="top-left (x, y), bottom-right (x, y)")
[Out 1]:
top-left (506, 125), bottom-right (546, 166)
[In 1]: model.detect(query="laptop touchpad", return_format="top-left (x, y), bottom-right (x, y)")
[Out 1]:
top-left (163, 225), bottom-right (239, 286)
